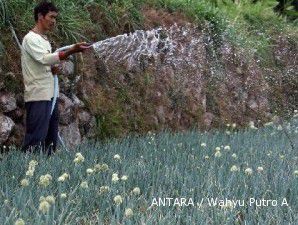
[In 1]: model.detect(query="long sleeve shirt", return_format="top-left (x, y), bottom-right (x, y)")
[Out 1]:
top-left (21, 30), bottom-right (60, 102)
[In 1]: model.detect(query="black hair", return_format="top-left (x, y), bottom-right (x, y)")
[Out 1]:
top-left (34, 1), bottom-right (58, 22)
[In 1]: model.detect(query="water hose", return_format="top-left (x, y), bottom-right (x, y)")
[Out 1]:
top-left (52, 44), bottom-right (74, 151)
top-left (52, 44), bottom-right (94, 151)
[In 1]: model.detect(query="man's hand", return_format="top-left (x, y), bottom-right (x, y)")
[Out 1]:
top-left (59, 42), bottom-right (92, 60)
top-left (71, 42), bottom-right (92, 53)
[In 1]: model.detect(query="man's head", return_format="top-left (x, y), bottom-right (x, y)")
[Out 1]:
top-left (34, 1), bottom-right (58, 32)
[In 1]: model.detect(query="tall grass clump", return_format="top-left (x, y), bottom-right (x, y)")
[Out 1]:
top-left (0, 0), bottom-right (93, 43)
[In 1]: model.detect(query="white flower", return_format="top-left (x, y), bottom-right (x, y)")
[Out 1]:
top-left (86, 168), bottom-right (94, 175)
top-left (75, 153), bottom-right (84, 158)
top-left (94, 164), bottom-right (101, 172)
top-left (121, 175), bottom-right (128, 181)
top-left (215, 151), bottom-right (222, 158)
top-left (132, 187), bottom-right (140, 195)
top-left (244, 168), bottom-right (253, 175)
top-left (294, 170), bottom-right (298, 176)
top-left (99, 186), bottom-right (110, 194)
top-left (114, 154), bottom-right (121, 160)
top-left (224, 145), bottom-right (231, 150)
top-left (21, 179), bottom-right (29, 187)
top-left (62, 173), bottom-right (70, 179)
top-left (231, 153), bottom-right (237, 158)
top-left (230, 165), bottom-right (239, 172)
top-left (114, 195), bottom-right (123, 205)
top-left (29, 160), bottom-right (38, 168)
top-left (100, 163), bottom-right (109, 171)
top-left (277, 125), bottom-right (283, 130)
top-left (45, 195), bottom-right (55, 204)
top-left (249, 121), bottom-right (257, 129)
top-left (58, 173), bottom-right (69, 182)
top-left (4, 199), bottom-right (9, 205)
top-left (80, 181), bottom-right (88, 189)
top-left (60, 193), bottom-right (67, 199)
top-left (226, 123), bottom-right (230, 127)
top-left (112, 173), bottom-right (119, 182)
top-left (15, 219), bottom-right (25, 225)
top-left (124, 208), bottom-right (134, 218)
top-left (200, 143), bottom-right (206, 147)
top-left (94, 163), bottom-right (109, 172)
top-left (226, 131), bottom-right (231, 135)
top-left (26, 169), bottom-right (34, 177)
top-left (28, 162), bottom-right (38, 171)
top-left (264, 121), bottom-right (273, 126)
top-left (204, 155), bottom-right (209, 159)
top-left (257, 167), bottom-right (264, 172)
top-left (280, 155), bottom-right (285, 159)
top-left (39, 200), bottom-right (50, 214)
top-left (58, 176), bottom-right (65, 182)
top-left (215, 147), bottom-right (221, 151)
top-left (74, 153), bottom-right (85, 164)
top-left (39, 174), bottom-right (52, 187)
top-left (232, 123), bottom-right (236, 128)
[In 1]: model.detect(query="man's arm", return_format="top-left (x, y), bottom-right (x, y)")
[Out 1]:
top-left (58, 42), bottom-right (91, 60)
top-left (23, 37), bottom-right (60, 65)
top-left (23, 38), bottom-right (91, 65)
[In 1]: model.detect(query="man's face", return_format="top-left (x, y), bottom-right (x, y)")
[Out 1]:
top-left (39, 11), bottom-right (58, 31)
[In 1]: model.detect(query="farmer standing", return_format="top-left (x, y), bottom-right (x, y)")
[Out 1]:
top-left (21, 1), bottom-right (90, 155)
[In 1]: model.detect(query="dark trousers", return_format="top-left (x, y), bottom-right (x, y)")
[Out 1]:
top-left (21, 97), bottom-right (59, 155)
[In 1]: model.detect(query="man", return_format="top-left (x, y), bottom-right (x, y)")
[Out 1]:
top-left (21, 1), bottom-right (91, 155)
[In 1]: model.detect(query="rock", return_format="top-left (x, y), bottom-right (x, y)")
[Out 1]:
top-left (78, 110), bottom-right (91, 125)
top-left (78, 110), bottom-right (93, 136)
top-left (59, 122), bottom-right (81, 149)
top-left (0, 92), bottom-right (17, 112)
top-left (156, 105), bottom-right (166, 124)
top-left (71, 94), bottom-right (85, 108)
top-left (58, 93), bottom-right (75, 125)
top-left (150, 115), bottom-right (159, 126)
top-left (4, 123), bottom-right (24, 146)
top-left (15, 94), bottom-right (25, 108)
top-left (202, 112), bottom-right (215, 129)
top-left (0, 114), bottom-right (15, 144)
top-left (5, 107), bottom-right (24, 123)
top-left (85, 116), bottom-right (97, 138)
top-left (0, 81), bottom-right (4, 90)
top-left (248, 99), bottom-right (258, 111)
top-left (59, 60), bottom-right (74, 75)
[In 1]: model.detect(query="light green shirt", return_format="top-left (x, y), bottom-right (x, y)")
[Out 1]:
top-left (21, 31), bottom-right (60, 102)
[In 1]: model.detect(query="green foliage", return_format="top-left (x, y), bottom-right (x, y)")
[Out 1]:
top-left (274, 0), bottom-right (298, 21)
top-left (95, 109), bottom-right (126, 140)
top-left (0, 0), bottom-right (297, 46)
top-left (0, 0), bottom-right (9, 26)
top-left (52, 0), bottom-right (91, 42)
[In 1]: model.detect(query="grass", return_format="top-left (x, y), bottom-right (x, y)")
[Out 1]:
top-left (0, 115), bottom-right (297, 224)
top-left (0, 0), bottom-right (296, 43)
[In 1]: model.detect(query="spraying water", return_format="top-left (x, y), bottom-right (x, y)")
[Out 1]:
top-left (92, 24), bottom-right (206, 73)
